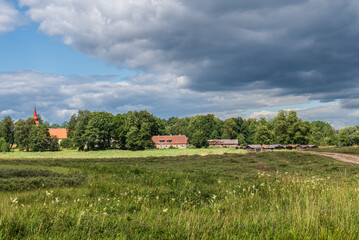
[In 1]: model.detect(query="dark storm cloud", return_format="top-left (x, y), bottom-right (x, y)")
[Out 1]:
top-left (16, 0), bottom-right (359, 109)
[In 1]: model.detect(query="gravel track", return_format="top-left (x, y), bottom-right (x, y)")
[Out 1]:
top-left (302, 151), bottom-right (359, 165)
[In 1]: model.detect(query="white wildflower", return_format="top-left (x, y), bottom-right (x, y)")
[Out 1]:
top-left (11, 197), bottom-right (18, 204)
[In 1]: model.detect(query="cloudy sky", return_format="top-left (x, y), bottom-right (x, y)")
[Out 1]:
top-left (1, 0), bottom-right (359, 128)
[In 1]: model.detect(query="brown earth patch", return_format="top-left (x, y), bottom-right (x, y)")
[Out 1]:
top-left (301, 151), bottom-right (359, 165)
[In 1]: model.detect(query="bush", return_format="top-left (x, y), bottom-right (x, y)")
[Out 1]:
top-left (0, 169), bottom-right (85, 191)
top-left (1, 142), bottom-right (10, 152)
top-left (60, 138), bottom-right (74, 149)
top-left (49, 138), bottom-right (60, 151)
top-left (0, 138), bottom-right (10, 152)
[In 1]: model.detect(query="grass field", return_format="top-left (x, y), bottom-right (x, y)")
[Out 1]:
top-left (304, 146), bottom-right (359, 155)
top-left (1, 151), bottom-right (359, 239)
top-left (0, 148), bottom-right (244, 159)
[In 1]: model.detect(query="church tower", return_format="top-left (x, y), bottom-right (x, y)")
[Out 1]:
top-left (33, 107), bottom-right (39, 125)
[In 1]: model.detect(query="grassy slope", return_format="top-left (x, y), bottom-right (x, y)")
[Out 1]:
top-left (0, 148), bottom-right (244, 159)
top-left (1, 152), bottom-right (359, 239)
top-left (305, 146), bottom-right (359, 155)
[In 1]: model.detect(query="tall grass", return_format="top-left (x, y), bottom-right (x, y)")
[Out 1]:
top-left (0, 152), bottom-right (358, 239)
top-left (0, 148), bottom-right (244, 159)
top-left (305, 146), bottom-right (359, 156)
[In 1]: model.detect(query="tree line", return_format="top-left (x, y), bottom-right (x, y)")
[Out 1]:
top-left (0, 109), bottom-right (355, 152)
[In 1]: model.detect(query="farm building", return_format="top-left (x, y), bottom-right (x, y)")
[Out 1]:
top-left (208, 139), bottom-right (238, 148)
top-left (282, 145), bottom-right (295, 150)
top-left (152, 134), bottom-right (189, 149)
top-left (298, 144), bottom-right (318, 150)
top-left (49, 128), bottom-right (68, 143)
top-left (242, 145), bottom-right (264, 152)
top-left (264, 144), bottom-right (285, 151)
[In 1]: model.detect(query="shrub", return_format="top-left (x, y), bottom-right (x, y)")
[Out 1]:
top-left (1, 142), bottom-right (10, 152)
top-left (49, 138), bottom-right (60, 151)
top-left (0, 138), bottom-right (10, 152)
top-left (60, 138), bottom-right (74, 149)
top-left (0, 169), bottom-right (85, 191)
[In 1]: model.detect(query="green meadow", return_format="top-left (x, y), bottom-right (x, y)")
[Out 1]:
top-left (0, 148), bottom-right (242, 159)
top-left (305, 146), bottom-right (359, 155)
top-left (1, 151), bottom-right (359, 239)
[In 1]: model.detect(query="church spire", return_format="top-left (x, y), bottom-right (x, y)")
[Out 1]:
top-left (33, 107), bottom-right (39, 125)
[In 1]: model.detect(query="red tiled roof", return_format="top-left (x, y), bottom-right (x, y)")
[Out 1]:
top-left (49, 128), bottom-right (68, 139)
top-left (152, 135), bottom-right (189, 144)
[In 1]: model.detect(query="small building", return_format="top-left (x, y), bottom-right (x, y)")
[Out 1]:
top-left (299, 144), bottom-right (318, 150)
top-left (49, 128), bottom-right (68, 143)
top-left (243, 145), bottom-right (264, 152)
top-left (208, 139), bottom-right (238, 148)
top-left (290, 144), bottom-right (299, 149)
top-left (282, 145), bottom-right (295, 150)
top-left (152, 134), bottom-right (189, 149)
top-left (264, 144), bottom-right (285, 151)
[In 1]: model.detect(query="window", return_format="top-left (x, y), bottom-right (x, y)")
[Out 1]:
top-left (159, 140), bottom-right (165, 143)
top-left (166, 140), bottom-right (172, 143)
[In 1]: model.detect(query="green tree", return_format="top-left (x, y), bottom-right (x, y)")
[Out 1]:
top-left (237, 134), bottom-right (246, 145)
top-left (60, 138), bottom-right (74, 149)
top-left (112, 113), bottom-right (126, 149)
top-left (221, 118), bottom-right (237, 139)
top-left (186, 114), bottom-right (222, 140)
top-left (190, 130), bottom-right (209, 148)
top-left (125, 126), bottom-right (143, 150)
top-left (72, 110), bottom-right (92, 150)
top-left (0, 116), bottom-right (15, 147)
top-left (0, 137), bottom-right (10, 152)
top-left (254, 124), bottom-right (273, 145)
top-left (209, 130), bottom-right (220, 139)
top-left (14, 118), bottom-right (36, 151)
top-left (292, 121), bottom-right (312, 144)
top-left (310, 121), bottom-right (336, 146)
top-left (67, 114), bottom-right (78, 138)
top-left (49, 138), bottom-right (60, 151)
top-left (49, 123), bottom-right (61, 128)
top-left (29, 124), bottom-right (51, 152)
top-left (273, 110), bottom-right (289, 144)
top-left (246, 120), bottom-right (257, 144)
top-left (84, 111), bottom-right (114, 150)
top-left (338, 126), bottom-right (359, 146)
top-left (122, 110), bottom-right (164, 150)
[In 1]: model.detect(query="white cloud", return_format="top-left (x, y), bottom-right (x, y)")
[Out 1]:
top-left (0, 70), bottom-right (316, 123)
top-left (0, 109), bottom-right (15, 115)
top-left (247, 111), bottom-right (278, 119)
top-left (0, 0), bottom-right (20, 34)
top-left (19, 0), bottom-right (359, 99)
top-left (0, 70), bottom-right (359, 128)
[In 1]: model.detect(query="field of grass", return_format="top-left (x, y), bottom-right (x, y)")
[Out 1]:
top-left (1, 152), bottom-right (359, 239)
top-left (0, 148), bottom-right (243, 159)
top-left (304, 146), bottom-right (359, 155)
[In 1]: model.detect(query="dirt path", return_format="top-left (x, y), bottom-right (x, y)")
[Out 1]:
top-left (301, 151), bottom-right (359, 165)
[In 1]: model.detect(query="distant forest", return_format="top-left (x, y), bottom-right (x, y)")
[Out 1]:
top-left (0, 110), bottom-right (358, 151)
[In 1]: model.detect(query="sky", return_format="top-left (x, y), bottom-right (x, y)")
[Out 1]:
top-left (1, 0), bottom-right (359, 129)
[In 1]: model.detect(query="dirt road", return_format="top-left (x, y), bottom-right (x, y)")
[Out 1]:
top-left (302, 151), bottom-right (359, 165)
